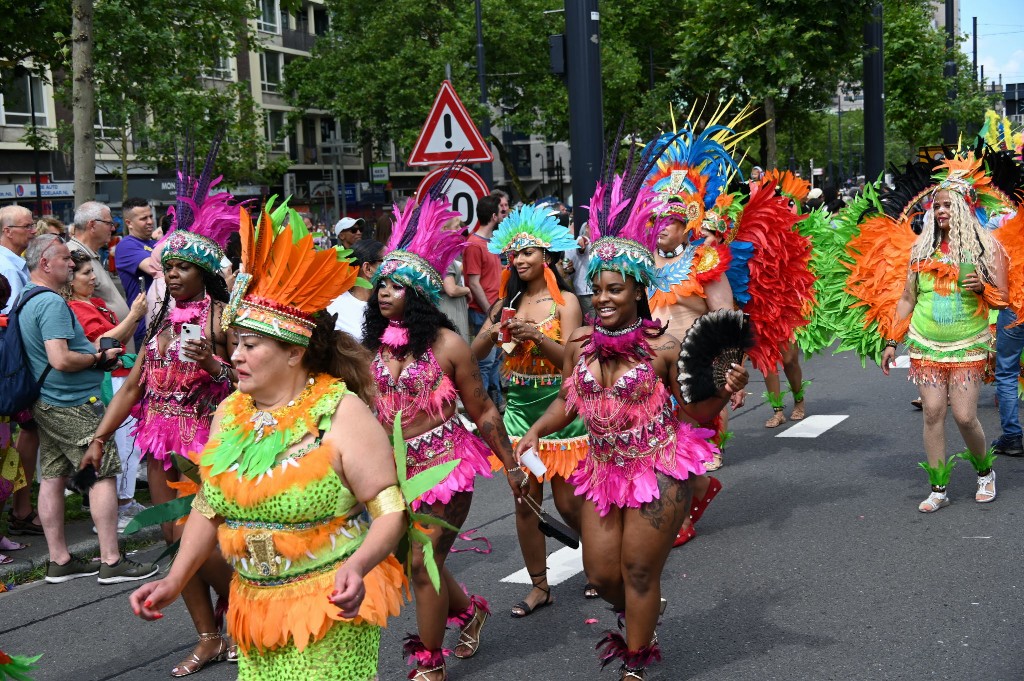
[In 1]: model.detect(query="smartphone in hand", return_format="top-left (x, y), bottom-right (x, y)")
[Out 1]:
top-left (178, 323), bottom-right (201, 362)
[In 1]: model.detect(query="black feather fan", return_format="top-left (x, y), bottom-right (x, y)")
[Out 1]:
top-left (677, 310), bottom-right (754, 403)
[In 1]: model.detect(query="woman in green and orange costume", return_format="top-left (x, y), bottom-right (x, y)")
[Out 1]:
top-left (129, 206), bottom-right (409, 681)
top-left (843, 152), bottom-right (1017, 513)
top-left (471, 203), bottom-right (591, 615)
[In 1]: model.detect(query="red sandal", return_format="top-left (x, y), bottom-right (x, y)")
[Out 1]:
top-left (689, 476), bottom-right (722, 525)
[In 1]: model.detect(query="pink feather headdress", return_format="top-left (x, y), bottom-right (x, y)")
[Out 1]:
top-left (159, 133), bottom-right (239, 274)
top-left (586, 127), bottom-right (678, 287)
top-left (374, 166), bottom-right (466, 304)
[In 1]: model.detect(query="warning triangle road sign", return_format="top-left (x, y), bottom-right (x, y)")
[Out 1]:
top-left (407, 80), bottom-right (494, 166)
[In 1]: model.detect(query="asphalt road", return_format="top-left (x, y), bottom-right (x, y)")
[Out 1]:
top-left (3, 350), bottom-right (1023, 681)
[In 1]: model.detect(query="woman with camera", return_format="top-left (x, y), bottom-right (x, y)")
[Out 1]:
top-left (64, 249), bottom-right (148, 530)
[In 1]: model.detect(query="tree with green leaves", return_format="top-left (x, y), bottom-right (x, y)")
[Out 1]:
top-left (61, 0), bottom-right (290, 202)
top-left (284, 1), bottom-right (683, 189)
top-left (883, 0), bottom-right (995, 155)
top-left (0, 0), bottom-right (71, 75)
top-left (670, 0), bottom-right (872, 169)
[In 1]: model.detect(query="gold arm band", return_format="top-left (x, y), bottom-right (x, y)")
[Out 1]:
top-left (191, 486), bottom-right (216, 520)
top-left (366, 485), bottom-right (405, 519)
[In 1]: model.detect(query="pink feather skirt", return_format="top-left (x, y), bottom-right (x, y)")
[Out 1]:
top-left (403, 415), bottom-right (493, 510)
top-left (568, 410), bottom-right (717, 517)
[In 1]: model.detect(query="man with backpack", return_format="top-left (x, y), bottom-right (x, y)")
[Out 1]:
top-left (0, 205), bottom-right (43, 536)
top-left (14, 234), bottom-right (157, 584)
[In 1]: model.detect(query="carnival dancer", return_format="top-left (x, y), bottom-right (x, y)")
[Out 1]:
top-left (88, 144), bottom-right (239, 676)
top-left (130, 203), bottom-right (409, 681)
top-left (517, 140), bottom-right (749, 681)
top-left (470, 203), bottom-right (592, 613)
top-left (364, 179), bottom-right (527, 681)
top-left (757, 170), bottom-right (817, 428)
top-left (839, 149), bottom-right (1020, 512)
top-left (640, 109), bottom-right (752, 544)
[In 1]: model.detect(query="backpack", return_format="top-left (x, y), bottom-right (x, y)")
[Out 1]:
top-left (0, 286), bottom-right (56, 416)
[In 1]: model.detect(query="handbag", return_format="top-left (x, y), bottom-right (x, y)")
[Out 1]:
top-left (523, 496), bottom-right (580, 549)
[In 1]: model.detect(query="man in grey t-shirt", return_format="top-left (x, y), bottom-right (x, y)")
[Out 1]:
top-left (19, 235), bottom-right (157, 585)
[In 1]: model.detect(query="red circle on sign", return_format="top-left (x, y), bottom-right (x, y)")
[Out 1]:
top-left (414, 167), bottom-right (490, 232)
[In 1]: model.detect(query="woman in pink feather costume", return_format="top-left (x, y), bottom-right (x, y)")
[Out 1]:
top-left (86, 170), bottom-right (240, 676)
top-left (364, 187), bottom-right (527, 681)
top-left (516, 157), bottom-right (749, 680)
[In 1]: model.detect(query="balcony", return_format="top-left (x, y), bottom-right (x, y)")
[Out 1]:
top-left (281, 27), bottom-right (316, 52)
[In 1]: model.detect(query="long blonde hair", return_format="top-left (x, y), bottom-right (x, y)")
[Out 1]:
top-left (910, 189), bottom-right (999, 278)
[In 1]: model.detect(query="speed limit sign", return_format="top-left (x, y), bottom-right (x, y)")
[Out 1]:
top-left (414, 166), bottom-right (490, 233)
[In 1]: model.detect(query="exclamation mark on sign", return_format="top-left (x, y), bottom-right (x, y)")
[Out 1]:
top-left (443, 113), bottom-right (453, 149)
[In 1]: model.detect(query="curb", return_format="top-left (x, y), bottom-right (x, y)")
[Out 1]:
top-left (0, 524), bottom-right (163, 583)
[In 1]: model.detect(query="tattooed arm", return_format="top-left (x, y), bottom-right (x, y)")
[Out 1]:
top-left (441, 329), bottom-right (527, 497)
top-left (514, 326), bottom-right (586, 457)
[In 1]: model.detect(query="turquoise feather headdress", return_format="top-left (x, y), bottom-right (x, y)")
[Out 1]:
top-left (488, 204), bottom-right (576, 256)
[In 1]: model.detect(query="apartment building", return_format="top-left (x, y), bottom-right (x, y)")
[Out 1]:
top-left (0, 1), bottom-right (569, 222)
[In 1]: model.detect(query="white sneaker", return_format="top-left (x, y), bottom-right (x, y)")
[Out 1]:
top-left (118, 500), bottom-right (147, 517)
top-left (92, 515), bottom-right (133, 534)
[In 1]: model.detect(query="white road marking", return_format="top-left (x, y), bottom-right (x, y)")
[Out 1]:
top-left (776, 414), bottom-right (849, 438)
top-left (894, 355), bottom-right (911, 368)
top-left (501, 546), bottom-right (584, 586)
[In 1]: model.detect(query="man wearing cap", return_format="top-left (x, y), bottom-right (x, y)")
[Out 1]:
top-left (334, 217), bottom-right (365, 250)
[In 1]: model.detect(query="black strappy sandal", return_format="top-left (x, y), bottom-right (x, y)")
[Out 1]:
top-left (511, 569), bottom-right (553, 618)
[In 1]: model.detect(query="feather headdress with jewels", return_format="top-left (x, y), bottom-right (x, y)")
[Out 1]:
top-left (372, 167), bottom-right (464, 305)
top-left (222, 198), bottom-right (361, 347)
top-left (488, 203), bottom-right (577, 304)
top-left (585, 125), bottom-right (673, 288)
top-left (160, 133), bottom-right (238, 275)
top-left (643, 101), bottom-right (762, 237)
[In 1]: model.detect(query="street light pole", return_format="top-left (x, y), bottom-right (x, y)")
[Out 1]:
top-left (863, 2), bottom-right (885, 181)
top-left (941, 0), bottom-right (958, 144)
top-left (474, 0), bottom-right (494, 188)
top-left (564, 0), bottom-right (604, 231)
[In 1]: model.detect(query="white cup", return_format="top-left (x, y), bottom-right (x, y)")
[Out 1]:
top-left (519, 447), bottom-right (547, 478)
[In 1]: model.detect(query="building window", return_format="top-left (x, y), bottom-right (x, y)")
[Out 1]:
top-left (257, 0), bottom-right (280, 34)
top-left (94, 109), bottom-right (119, 140)
top-left (265, 110), bottom-right (288, 153)
top-left (259, 52), bottom-right (283, 93)
top-left (313, 8), bottom-right (330, 35)
top-left (0, 70), bottom-right (45, 127)
top-left (205, 55), bottom-right (232, 80)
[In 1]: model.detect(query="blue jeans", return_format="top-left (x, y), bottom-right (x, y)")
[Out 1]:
top-left (469, 309), bottom-right (501, 395)
top-left (995, 308), bottom-right (1024, 438)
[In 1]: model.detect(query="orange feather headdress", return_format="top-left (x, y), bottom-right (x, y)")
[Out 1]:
top-left (222, 204), bottom-right (361, 346)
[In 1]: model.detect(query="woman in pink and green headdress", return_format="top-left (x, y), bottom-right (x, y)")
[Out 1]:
top-left (471, 203), bottom-right (591, 615)
top-left (515, 138), bottom-right (749, 681)
top-left (363, 178), bottom-right (527, 681)
top-left (88, 142), bottom-right (240, 676)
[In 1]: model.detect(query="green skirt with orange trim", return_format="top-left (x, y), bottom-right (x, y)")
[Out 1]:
top-left (491, 381), bottom-right (588, 481)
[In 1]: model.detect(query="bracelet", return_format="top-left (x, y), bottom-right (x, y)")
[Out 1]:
top-left (91, 352), bottom-right (101, 369)
top-left (885, 339), bottom-right (898, 348)
top-left (90, 436), bottom-right (107, 446)
top-left (505, 466), bottom-right (522, 473)
top-left (213, 363), bottom-right (231, 383)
